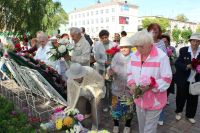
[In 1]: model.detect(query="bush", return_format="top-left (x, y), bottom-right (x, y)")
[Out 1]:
top-left (0, 96), bottom-right (36, 133)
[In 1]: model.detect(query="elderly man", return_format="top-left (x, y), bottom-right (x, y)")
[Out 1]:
top-left (34, 31), bottom-right (55, 67)
top-left (65, 27), bottom-right (91, 66)
top-left (66, 63), bottom-right (105, 129)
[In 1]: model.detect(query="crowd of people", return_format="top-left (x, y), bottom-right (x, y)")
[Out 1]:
top-left (1, 23), bottom-right (200, 133)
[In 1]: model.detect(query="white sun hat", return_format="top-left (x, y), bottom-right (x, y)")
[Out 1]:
top-left (65, 63), bottom-right (87, 79)
top-left (119, 37), bottom-right (132, 47)
top-left (49, 36), bottom-right (57, 40)
top-left (189, 33), bottom-right (200, 41)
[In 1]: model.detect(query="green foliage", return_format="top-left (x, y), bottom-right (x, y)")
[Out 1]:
top-left (196, 25), bottom-right (200, 32)
top-left (0, 96), bottom-right (36, 132)
top-left (172, 28), bottom-right (181, 44)
top-left (141, 17), bottom-right (170, 33)
top-left (176, 14), bottom-right (188, 22)
top-left (181, 28), bottom-right (193, 43)
top-left (0, 0), bottom-right (68, 35)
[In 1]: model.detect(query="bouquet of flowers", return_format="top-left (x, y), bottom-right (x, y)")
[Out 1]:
top-left (166, 47), bottom-right (176, 61)
top-left (105, 46), bottom-right (120, 57)
top-left (41, 108), bottom-right (84, 132)
top-left (130, 75), bottom-right (157, 99)
top-left (48, 43), bottom-right (73, 61)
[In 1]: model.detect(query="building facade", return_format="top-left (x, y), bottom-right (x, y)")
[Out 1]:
top-left (68, 0), bottom-right (138, 38)
top-left (138, 16), bottom-right (198, 33)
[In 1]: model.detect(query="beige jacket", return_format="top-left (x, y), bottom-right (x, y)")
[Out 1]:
top-left (71, 36), bottom-right (91, 66)
top-left (67, 66), bottom-right (105, 109)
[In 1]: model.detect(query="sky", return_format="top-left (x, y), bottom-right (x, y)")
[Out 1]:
top-left (57, 0), bottom-right (200, 23)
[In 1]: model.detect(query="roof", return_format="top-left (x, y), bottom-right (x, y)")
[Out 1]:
top-left (139, 16), bottom-right (197, 25)
top-left (69, 1), bottom-right (138, 14)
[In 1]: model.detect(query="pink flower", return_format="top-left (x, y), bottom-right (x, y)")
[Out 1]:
top-left (196, 65), bottom-right (200, 74)
top-left (75, 114), bottom-right (84, 121)
top-left (139, 75), bottom-right (151, 86)
top-left (54, 107), bottom-right (63, 113)
top-left (167, 48), bottom-right (173, 56)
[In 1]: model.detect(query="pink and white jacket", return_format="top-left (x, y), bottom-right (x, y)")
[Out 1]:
top-left (127, 45), bottom-right (172, 110)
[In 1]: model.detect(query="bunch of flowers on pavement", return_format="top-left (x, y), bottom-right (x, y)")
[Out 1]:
top-left (40, 107), bottom-right (84, 132)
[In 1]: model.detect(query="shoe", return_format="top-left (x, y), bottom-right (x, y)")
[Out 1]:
top-left (91, 124), bottom-right (97, 130)
top-left (188, 118), bottom-right (196, 124)
top-left (123, 127), bottom-right (131, 133)
top-left (113, 126), bottom-right (119, 133)
top-left (158, 121), bottom-right (164, 126)
top-left (103, 107), bottom-right (109, 112)
top-left (175, 113), bottom-right (182, 121)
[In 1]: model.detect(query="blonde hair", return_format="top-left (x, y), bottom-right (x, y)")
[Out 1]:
top-left (130, 30), bottom-right (154, 46)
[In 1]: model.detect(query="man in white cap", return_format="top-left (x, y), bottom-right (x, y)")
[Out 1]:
top-left (64, 27), bottom-right (91, 66)
top-left (175, 32), bottom-right (200, 124)
top-left (65, 63), bottom-right (105, 129)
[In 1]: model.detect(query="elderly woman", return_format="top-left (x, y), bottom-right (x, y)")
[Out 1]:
top-left (175, 33), bottom-right (200, 124)
top-left (108, 37), bottom-right (134, 133)
top-left (127, 30), bottom-right (172, 133)
top-left (65, 63), bottom-right (105, 129)
top-left (147, 23), bottom-right (167, 53)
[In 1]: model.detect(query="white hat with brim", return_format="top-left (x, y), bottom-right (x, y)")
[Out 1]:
top-left (119, 37), bottom-right (132, 47)
top-left (65, 63), bottom-right (87, 79)
top-left (189, 33), bottom-right (200, 41)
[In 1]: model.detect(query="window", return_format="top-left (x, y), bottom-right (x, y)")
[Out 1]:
top-left (112, 8), bottom-right (115, 12)
top-left (112, 16), bottom-right (115, 22)
top-left (75, 22), bottom-right (77, 26)
top-left (87, 12), bottom-right (89, 16)
top-left (91, 11), bottom-right (93, 16)
top-left (82, 20), bottom-right (85, 25)
top-left (106, 17), bottom-right (109, 22)
top-left (91, 19), bottom-right (94, 24)
top-left (87, 28), bottom-right (89, 32)
top-left (119, 16), bottom-right (129, 24)
top-left (96, 18), bottom-right (98, 23)
top-left (71, 15), bottom-right (73, 19)
top-left (101, 10), bottom-right (103, 14)
top-left (79, 21), bottom-right (81, 25)
top-left (121, 26), bottom-right (124, 31)
top-left (101, 27), bottom-right (104, 30)
top-left (106, 9), bottom-right (109, 13)
top-left (101, 18), bottom-right (103, 23)
top-left (96, 10), bottom-right (98, 15)
top-left (82, 13), bottom-right (85, 17)
top-left (87, 20), bottom-right (89, 24)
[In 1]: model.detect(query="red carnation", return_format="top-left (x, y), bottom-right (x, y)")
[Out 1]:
top-left (150, 77), bottom-right (157, 88)
top-left (15, 43), bottom-right (21, 52)
top-left (191, 58), bottom-right (200, 69)
top-left (106, 46), bottom-right (120, 56)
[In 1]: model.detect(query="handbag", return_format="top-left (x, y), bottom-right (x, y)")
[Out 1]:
top-left (189, 71), bottom-right (200, 95)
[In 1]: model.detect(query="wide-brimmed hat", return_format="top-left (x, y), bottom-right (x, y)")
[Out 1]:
top-left (119, 37), bottom-right (132, 47)
top-left (49, 36), bottom-right (57, 40)
top-left (65, 63), bottom-right (87, 79)
top-left (189, 33), bottom-right (200, 41)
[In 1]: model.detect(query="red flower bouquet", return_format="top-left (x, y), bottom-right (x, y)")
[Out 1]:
top-left (191, 58), bottom-right (200, 69)
top-left (106, 46), bottom-right (120, 57)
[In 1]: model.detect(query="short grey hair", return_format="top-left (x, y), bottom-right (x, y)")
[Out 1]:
top-left (69, 27), bottom-right (82, 34)
top-left (130, 30), bottom-right (154, 46)
top-left (36, 31), bottom-right (48, 39)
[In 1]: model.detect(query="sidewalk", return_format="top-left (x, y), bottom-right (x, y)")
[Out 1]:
top-left (98, 94), bottom-right (200, 133)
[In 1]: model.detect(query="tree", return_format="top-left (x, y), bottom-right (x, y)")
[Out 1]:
top-left (181, 28), bottom-right (192, 44)
top-left (142, 17), bottom-right (170, 33)
top-left (172, 28), bottom-right (181, 44)
top-left (0, 0), bottom-right (68, 36)
top-left (176, 14), bottom-right (188, 22)
top-left (196, 25), bottom-right (200, 32)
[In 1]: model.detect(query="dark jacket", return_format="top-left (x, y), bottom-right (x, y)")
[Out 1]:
top-left (84, 34), bottom-right (93, 46)
top-left (175, 46), bottom-right (200, 87)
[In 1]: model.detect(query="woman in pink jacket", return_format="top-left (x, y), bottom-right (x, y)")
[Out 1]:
top-left (127, 30), bottom-right (172, 133)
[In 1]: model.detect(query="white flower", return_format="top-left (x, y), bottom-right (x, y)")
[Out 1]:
top-left (73, 124), bottom-right (81, 133)
top-left (50, 49), bottom-right (57, 54)
top-left (59, 38), bottom-right (70, 44)
top-left (64, 108), bottom-right (80, 116)
top-left (58, 45), bottom-right (66, 53)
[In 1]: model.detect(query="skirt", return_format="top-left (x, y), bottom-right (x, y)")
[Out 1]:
top-left (111, 95), bottom-right (135, 121)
